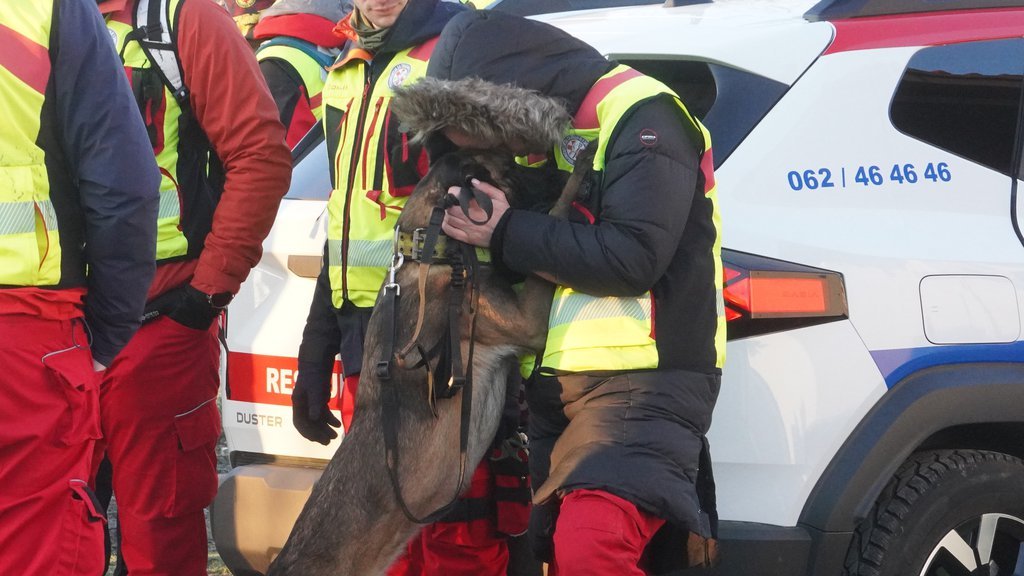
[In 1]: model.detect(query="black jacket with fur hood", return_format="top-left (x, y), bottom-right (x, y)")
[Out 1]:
top-left (424, 10), bottom-right (721, 376)
top-left (407, 10), bottom-right (723, 572)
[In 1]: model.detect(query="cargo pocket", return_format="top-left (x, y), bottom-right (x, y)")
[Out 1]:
top-left (54, 480), bottom-right (106, 575)
top-left (169, 397), bottom-right (221, 516)
top-left (42, 345), bottom-right (100, 447)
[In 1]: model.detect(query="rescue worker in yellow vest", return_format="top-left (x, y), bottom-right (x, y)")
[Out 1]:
top-left (412, 10), bottom-right (726, 575)
top-left (290, 1), bottom-right (533, 575)
top-left (254, 0), bottom-right (349, 148)
top-left (92, 0), bottom-right (291, 574)
top-left (0, 0), bottom-right (160, 574)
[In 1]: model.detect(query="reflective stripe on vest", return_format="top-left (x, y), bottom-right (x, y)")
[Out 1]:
top-left (322, 41), bottom-right (434, 308)
top-left (257, 43), bottom-right (328, 121)
top-left (543, 65), bottom-right (726, 372)
top-left (0, 0), bottom-right (63, 287)
top-left (107, 0), bottom-right (189, 262)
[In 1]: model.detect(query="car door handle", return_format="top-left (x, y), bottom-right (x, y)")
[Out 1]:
top-left (288, 255), bottom-right (322, 278)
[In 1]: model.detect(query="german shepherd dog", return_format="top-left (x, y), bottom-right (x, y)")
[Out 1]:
top-left (267, 78), bottom-right (588, 575)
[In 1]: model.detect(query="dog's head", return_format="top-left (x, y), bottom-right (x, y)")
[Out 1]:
top-left (391, 76), bottom-right (573, 234)
top-left (396, 149), bottom-right (565, 235)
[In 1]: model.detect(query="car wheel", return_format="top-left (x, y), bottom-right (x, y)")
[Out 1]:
top-left (844, 449), bottom-right (1024, 576)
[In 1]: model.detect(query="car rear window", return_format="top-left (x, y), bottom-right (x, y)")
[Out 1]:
top-left (890, 38), bottom-right (1024, 177)
top-left (619, 58), bottom-right (788, 168)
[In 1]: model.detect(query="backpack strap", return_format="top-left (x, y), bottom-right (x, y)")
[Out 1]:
top-left (135, 0), bottom-right (189, 106)
top-left (257, 36), bottom-right (337, 70)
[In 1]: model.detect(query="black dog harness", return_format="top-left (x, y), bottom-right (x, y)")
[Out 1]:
top-left (376, 176), bottom-right (494, 524)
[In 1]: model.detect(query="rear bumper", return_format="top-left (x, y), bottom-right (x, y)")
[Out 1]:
top-left (699, 522), bottom-right (812, 575)
top-left (210, 464), bottom-right (324, 576)
top-left (211, 464), bottom-right (839, 576)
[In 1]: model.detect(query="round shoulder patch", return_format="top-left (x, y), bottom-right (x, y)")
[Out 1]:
top-left (388, 63), bottom-right (413, 90)
top-left (561, 135), bottom-right (590, 166)
top-left (639, 129), bottom-right (659, 147)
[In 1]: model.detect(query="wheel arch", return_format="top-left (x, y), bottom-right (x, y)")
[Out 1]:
top-left (799, 361), bottom-right (1024, 534)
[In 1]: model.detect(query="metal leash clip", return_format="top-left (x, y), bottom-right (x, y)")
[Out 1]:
top-left (384, 227), bottom-right (405, 295)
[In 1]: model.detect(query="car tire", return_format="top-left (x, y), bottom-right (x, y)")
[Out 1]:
top-left (843, 449), bottom-right (1024, 576)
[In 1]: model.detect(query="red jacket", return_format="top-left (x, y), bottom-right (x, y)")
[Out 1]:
top-left (103, 0), bottom-right (292, 299)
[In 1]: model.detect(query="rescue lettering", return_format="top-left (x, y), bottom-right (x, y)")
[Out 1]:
top-left (265, 367), bottom-right (341, 398)
top-left (226, 352), bottom-right (343, 407)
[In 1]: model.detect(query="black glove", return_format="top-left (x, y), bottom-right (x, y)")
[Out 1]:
top-left (142, 285), bottom-right (222, 330)
top-left (169, 285), bottom-right (222, 330)
top-left (292, 362), bottom-right (341, 445)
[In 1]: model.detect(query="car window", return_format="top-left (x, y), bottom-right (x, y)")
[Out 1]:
top-left (618, 58), bottom-right (788, 168)
top-left (289, 59), bottom-right (786, 195)
top-left (891, 39), bottom-right (1024, 177)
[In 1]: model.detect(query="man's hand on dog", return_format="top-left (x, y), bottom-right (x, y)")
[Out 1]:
top-left (442, 178), bottom-right (509, 247)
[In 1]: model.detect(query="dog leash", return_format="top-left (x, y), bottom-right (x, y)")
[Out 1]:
top-left (376, 180), bottom-right (489, 525)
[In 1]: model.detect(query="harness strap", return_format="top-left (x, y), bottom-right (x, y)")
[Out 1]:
top-left (397, 205), bottom-right (446, 364)
top-left (375, 283), bottom-right (399, 381)
top-left (446, 249), bottom-right (467, 397)
top-left (378, 280), bottom-right (447, 523)
top-left (379, 178), bottom-right (490, 525)
top-left (396, 228), bottom-right (450, 263)
top-left (135, 0), bottom-right (189, 106)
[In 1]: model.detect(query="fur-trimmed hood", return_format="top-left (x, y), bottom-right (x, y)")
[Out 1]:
top-left (390, 10), bottom-right (614, 153)
top-left (391, 77), bottom-right (571, 154)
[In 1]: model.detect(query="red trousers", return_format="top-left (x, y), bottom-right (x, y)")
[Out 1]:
top-left (387, 460), bottom-right (509, 576)
top-left (549, 489), bottom-right (666, 576)
top-left (92, 316), bottom-right (221, 576)
top-left (0, 317), bottom-right (105, 576)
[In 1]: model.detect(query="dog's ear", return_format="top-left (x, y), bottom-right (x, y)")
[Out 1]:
top-left (459, 155), bottom-right (503, 189)
top-left (423, 132), bottom-right (458, 167)
top-left (504, 160), bottom-right (569, 212)
top-left (414, 152), bottom-right (469, 206)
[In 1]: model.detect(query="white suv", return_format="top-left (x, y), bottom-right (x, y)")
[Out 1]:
top-left (212, 1), bottom-right (1024, 574)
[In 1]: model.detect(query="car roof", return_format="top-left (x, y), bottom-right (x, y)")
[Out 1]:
top-left (536, 0), bottom-right (1024, 85)
top-left (535, 0), bottom-right (831, 85)
top-left (489, 0), bottom-right (667, 17)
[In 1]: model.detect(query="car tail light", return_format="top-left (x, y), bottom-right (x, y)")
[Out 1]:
top-left (723, 249), bottom-right (848, 340)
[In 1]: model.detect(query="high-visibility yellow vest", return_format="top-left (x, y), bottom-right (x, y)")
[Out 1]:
top-left (0, 0), bottom-right (75, 288)
top-left (542, 65), bottom-right (726, 372)
top-left (322, 40), bottom-right (435, 308)
top-left (107, 0), bottom-right (220, 264)
top-left (256, 39), bottom-right (330, 121)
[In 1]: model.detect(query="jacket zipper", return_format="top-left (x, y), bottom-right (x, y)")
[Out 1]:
top-left (339, 62), bottom-right (374, 300)
top-left (361, 97), bottom-right (385, 191)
